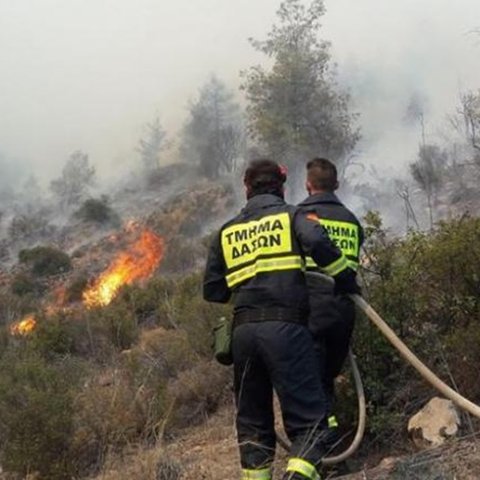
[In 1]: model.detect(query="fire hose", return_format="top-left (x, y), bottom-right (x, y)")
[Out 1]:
top-left (352, 293), bottom-right (480, 419)
top-left (276, 272), bottom-right (480, 465)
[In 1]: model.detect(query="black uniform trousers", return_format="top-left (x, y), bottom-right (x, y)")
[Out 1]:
top-left (311, 294), bottom-right (355, 412)
top-left (232, 320), bottom-right (328, 469)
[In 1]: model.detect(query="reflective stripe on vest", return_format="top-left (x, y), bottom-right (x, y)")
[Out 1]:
top-left (347, 258), bottom-right (359, 271)
top-left (225, 255), bottom-right (304, 288)
top-left (328, 415), bottom-right (339, 428)
top-left (241, 467), bottom-right (272, 480)
top-left (306, 255), bottom-right (358, 272)
top-left (320, 254), bottom-right (348, 277)
top-left (286, 457), bottom-right (320, 480)
top-left (221, 212), bottom-right (303, 288)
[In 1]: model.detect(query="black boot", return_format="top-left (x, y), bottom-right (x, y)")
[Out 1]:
top-left (323, 425), bottom-right (342, 454)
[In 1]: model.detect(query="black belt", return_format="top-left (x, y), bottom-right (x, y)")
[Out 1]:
top-left (233, 308), bottom-right (307, 328)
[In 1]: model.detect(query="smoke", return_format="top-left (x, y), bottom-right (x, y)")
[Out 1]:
top-left (323, 0), bottom-right (479, 178)
top-left (0, 0), bottom-right (478, 230)
top-left (0, 0), bottom-right (280, 183)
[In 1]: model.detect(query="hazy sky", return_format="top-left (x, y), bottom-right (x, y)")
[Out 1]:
top-left (0, 0), bottom-right (479, 182)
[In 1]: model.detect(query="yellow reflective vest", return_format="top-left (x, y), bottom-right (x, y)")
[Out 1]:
top-left (203, 194), bottom-right (349, 312)
top-left (298, 193), bottom-right (363, 272)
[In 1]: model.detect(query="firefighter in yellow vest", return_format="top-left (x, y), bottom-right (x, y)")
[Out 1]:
top-left (298, 157), bottom-right (364, 442)
top-left (203, 159), bottom-right (359, 480)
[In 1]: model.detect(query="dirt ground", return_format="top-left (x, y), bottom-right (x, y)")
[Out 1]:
top-left (165, 405), bottom-right (291, 480)
top-left (93, 403), bottom-right (480, 480)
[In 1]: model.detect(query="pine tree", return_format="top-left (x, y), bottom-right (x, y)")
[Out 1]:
top-left (242, 0), bottom-right (359, 180)
top-left (182, 76), bottom-right (245, 178)
top-left (137, 117), bottom-right (166, 173)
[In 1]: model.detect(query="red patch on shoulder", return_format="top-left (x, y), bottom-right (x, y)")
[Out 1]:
top-left (306, 213), bottom-right (320, 222)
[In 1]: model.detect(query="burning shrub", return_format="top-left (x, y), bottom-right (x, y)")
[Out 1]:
top-left (83, 229), bottom-right (164, 308)
top-left (19, 246), bottom-right (72, 277)
top-left (10, 314), bottom-right (37, 336)
top-left (0, 291), bottom-right (38, 330)
top-left (74, 196), bottom-right (121, 227)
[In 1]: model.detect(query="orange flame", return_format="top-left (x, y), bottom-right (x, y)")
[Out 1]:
top-left (83, 229), bottom-right (164, 308)
top-left (10, 314), bottom-right (37, 336)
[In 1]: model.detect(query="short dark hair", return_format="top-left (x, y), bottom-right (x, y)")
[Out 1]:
top-left (244, 159), bottom-right (286, 198)
top-left (306, 157), bottom-right (338, 191)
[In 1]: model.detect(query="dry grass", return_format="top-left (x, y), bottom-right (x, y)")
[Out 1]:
top-left (92, 447), bottom-right (181, 480)
top-left (92, 400), bottom-right (296, 480)
top-left (165, 360), bottom-right (231, 432)
top-left (92, 399), bottom-right (480, 480)
top-left (89, 406), bottom-right (238, 480)
top-left (336, 433), bottom-right (480, 480)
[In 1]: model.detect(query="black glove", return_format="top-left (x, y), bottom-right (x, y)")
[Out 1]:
top-left (334, 269), bottom-right (361, 296)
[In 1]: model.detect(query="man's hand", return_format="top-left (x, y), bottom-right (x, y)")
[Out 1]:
top-left (334, 269), bottom-right (361, 296)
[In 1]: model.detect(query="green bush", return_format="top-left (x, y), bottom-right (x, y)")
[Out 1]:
top-left (118, 277), bottom-right (176, 326)
top-left (19, 246), bottom-right (72, 277)
top-left (128, 327), bottom-right (197, 379)
top-left (349, 213), bottom-right (480, 452)
top-left (443, 321), bottom-right (480, 399)
top-left (0, 349), bottom-right (78, 479)
top-left (0, 265), bottom-right (231, 478)
top-left (169, 273), bottom-right (232, 356)
top-left (165, 360), bottom-right (230, 432)
top-left (31, 315), bottom-right (76, 359)
top-left (65, 275), bottom-right (89, 303)
top-left (10, 272), bottom-right (45, 297)
top-left (72, 366), bottom-right (166, 460)
top-left (74, 197), bottom-right (121, 226)
top-left (87, 302), bottom-right (139, 351)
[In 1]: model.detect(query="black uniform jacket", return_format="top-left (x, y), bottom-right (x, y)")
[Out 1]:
top-left (298, 192), bottom-right (364, 270)
top-left (203, 194), bottom-right (345, 314)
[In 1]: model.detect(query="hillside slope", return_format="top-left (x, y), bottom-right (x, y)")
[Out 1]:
top-left (93, 400), bottom-right (480, 480)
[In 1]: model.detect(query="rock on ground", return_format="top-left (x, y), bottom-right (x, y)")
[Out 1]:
top-left (407, 397), bottom-right (460, 449)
